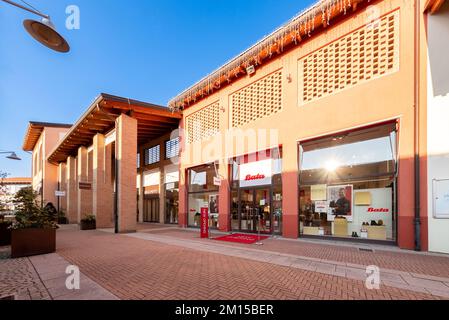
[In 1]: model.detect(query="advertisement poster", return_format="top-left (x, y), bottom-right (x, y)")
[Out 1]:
top-left (208, 195), bottom-right (219, 214)
top-left (201, 208), bottom-right (209, 238)
top-left (327, 185), bottom-right (353, 222)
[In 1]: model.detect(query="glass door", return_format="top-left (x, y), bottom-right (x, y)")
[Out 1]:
top-left (239, 188), bottom-right (272, 234)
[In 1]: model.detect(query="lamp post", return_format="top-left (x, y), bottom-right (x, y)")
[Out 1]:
top-left (1, 0), bottom-right (70, 53)
top-left (0, 151), bottom-right (22, 161)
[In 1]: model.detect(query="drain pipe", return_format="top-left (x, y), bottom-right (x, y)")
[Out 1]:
top-left (414, 0), bottom-right (422, 251)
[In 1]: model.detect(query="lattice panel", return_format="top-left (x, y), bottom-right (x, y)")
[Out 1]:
top-left (231, 70), bottom-right (283, 128)
top-left (299, 10), bottom-right (400, 104)
top-left (186, 102), bottom-right (220, 144)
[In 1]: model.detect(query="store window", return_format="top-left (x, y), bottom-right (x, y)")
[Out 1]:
top-left (299, 122), bottom-right (398, 242)
top-left (230, 148), bottom-right (283, 235)
top-left (165, 137), bottom-right (180, 159)
top-left (187, 164), bottom-right (220, 228)
top-left (165, 168), bottom-right (179, 224)
top-left (143, 170), bottom-right (160, 223)
top-left (145, 145), bottom-right (160, 165)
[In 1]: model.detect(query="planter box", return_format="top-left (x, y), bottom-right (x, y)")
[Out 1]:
top-left (80, 220), bottom-right (96, 230)
top-left (11, 228), bottom-right (56, 258)
top-left (0, 223), bottom-right (12, 246)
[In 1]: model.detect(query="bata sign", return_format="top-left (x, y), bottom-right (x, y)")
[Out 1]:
top-left (239, 159), bottom-right (272, 188)
top-left (368, 208), bottom-right (390, 213)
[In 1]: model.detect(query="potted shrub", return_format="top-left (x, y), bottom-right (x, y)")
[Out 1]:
top-left (57, 210), bottom-right (68, 225)
top-left (0, 214), bottom-right (12, 246)
top-left (80, 214), bottom-right (96, 230)
top-left (10, 187), bottom-right (58, 258)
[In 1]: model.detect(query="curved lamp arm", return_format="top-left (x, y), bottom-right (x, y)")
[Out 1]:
top-left (1, 0), bottom-right (49, 19)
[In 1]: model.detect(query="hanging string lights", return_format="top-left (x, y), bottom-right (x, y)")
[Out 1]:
top-left (169, 0), bottom-right (366, 112)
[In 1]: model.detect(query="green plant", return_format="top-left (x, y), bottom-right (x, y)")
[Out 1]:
top-left (81, 214), bottom-right (96, 223)
top-left (11, 187), bottom-right (58, 230)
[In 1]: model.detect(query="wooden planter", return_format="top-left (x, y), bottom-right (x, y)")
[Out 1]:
top-left (80, 220), bottom-right (96, 230)
top-left (11, 228), bottom-right (56, 258)
top-left (0, 222), bottom-right (12, 246)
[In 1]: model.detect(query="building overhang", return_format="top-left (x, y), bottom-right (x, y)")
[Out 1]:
top-left (425, 0), bottom-right (446, 14)
top-left (168, 0), bottom-right (372, 111)
top-left (22, 122), bottom-right (72, 152)
top-left (47, 93), bottom-right (181, 164)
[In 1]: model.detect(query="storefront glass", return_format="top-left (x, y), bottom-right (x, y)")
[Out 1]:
top-left (298, 122), bottom-right (398, 242)
top-left (164, 169), bottom-right (179, 224)
top-left (230, 148), bottom-right (283, 235)
top-left (187, 164), bottom-right (220, 228)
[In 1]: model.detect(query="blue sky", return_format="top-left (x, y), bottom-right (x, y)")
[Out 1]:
top-left (0, 0), bottom-right (314, 177)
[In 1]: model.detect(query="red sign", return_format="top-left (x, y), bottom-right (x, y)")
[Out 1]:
top-left (245, 174), bottom-right (266, 181)
top-left (200, 208), bottom-right (209, 239)
top-left (368, 208), bottom-right (390, 213)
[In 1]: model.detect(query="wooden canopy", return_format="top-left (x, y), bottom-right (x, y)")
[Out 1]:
top-left (22, 122), bottom-right (72, 152)
top-left (47, 93), bottom-right (181, 164)
top-left (425, 0), bottom-right (446, 14)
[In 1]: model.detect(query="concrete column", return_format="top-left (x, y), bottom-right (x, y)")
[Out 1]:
top-left (77, 146), bottom-right (91, 223)
top-left (66, 156), bottom-right (78, 224)
top-left (116, 114), bottom-right (137, 233)
top-left (93, 134), bottom-right (114, 228)
top-left (218, 161), bottom-right (230, 232)
top-left (282, 140), bottom-right (299, 239)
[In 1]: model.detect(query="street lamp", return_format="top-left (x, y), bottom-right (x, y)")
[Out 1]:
top-left (0, 151), bottom-right (22, 161)
top-left (1, 0), bottom-right (70, 53)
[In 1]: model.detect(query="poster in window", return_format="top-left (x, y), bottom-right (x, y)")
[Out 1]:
top-left (327, 185), bottom-right (353, 222)
top-left (208, 194), bottom-right (219, 214)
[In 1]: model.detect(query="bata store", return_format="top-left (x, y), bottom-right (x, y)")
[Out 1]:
top-left (298, 122), bottom-right (398, 243)
top-left (230, 148), bottom-right (283, 235)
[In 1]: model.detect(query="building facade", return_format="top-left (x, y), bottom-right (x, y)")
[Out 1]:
top-left (22, 0), bottom-right (449, 254)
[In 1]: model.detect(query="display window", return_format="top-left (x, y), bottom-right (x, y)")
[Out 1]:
top-left (187, 163), bottom-right (220, 228)
top-left (299, 122), bottom-right (398, 242)
top-left (165, 168), bottom-right (179, 224)
top-left (230, 148), bottom-right (283, 235)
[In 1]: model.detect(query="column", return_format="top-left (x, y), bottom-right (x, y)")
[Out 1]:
top-left (282, 140), bottom-right (299, 238)
top-left (77, 146), bottom-right (90, 223)
top-left (57, 162), bottom-right (67, 213)
top-left (93, 134), bottom-right (114, 228)
top-left (66, 156), bottom-right (78, 224)
top-left (218, 160), bottom-right (230, 232)
top-left (116, 114), bottom-right (137, 233)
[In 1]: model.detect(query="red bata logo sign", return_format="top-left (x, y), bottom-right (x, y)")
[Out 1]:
top-left (368, 208), bottom-right (390, 213)
top-left (245, 174), bottom-right (266, 181)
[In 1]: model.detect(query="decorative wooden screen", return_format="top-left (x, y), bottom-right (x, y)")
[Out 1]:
top-left (299, 10), bottom-right (400, 105)
top-left (186, 101), bottom-right (220, 144)
top-left (230, 70), bottom-right (283, 128)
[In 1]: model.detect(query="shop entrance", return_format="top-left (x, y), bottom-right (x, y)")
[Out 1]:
top-left (239, 188), bottom-right (272, 234)
top-left (143, 196), bottom-right (160, 223)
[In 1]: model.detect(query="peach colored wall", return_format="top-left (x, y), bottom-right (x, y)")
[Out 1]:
top-left (179, 0), bottom-right (421, 248)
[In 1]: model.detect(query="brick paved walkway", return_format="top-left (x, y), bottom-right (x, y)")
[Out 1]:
top-left (55, 228), bottom-right (446, 300)
top-left (143, 226), bottom-right (449, 278)
top-left (0, 247), bottom-right (50, 300)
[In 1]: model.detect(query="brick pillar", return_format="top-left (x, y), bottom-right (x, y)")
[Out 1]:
top-left (77, 146), bottom-right (91, 223)
top-left (282, 140), bottom-right (299, 238)
top-left (57, 162), bottom-right (67, 213)
top-left (66, 156), bottom-right (78, 224)
top-left (116, 114), bottom-right (137, 233)
top-left (93, 134), bottom-right (114, 228)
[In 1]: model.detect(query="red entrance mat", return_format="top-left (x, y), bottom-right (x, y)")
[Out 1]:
top-left (213, 233), bottom-right (269, 244)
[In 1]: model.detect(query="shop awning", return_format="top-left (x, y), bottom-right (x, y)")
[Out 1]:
top-left (47, 93), bottom-right (181, 164)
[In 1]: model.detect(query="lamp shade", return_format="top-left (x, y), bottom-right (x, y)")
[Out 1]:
top-left (23, 18), bottom-right (70, 53)
top-left (6, 152), bottom-right (21, 161)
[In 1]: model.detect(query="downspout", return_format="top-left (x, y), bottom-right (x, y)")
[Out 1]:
top-left (414, 0), bottom-right (422, 251)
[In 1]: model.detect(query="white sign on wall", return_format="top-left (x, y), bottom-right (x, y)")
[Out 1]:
top-left (433, 179), bottom-right (449, 219)
top-left (239, 159), bottom-right (272, 188)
